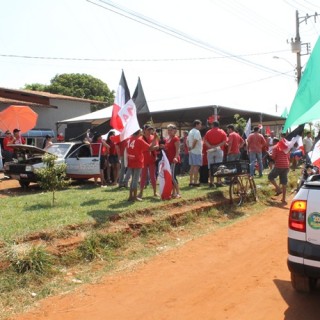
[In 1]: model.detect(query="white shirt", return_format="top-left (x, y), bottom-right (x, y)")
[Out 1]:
top-left (303, 136), bottom-right (313, 153)
top-left (187, 128), bottom-right (202, 155)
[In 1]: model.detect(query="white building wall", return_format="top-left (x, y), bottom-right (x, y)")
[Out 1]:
top-left (33, 99), bottom-right (91, 135)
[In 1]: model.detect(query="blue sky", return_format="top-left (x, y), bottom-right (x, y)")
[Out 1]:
top-left (1, 0), bottom-right (320, 115)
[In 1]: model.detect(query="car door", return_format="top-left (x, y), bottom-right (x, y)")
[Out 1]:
top-left (64, 143), bottom-right (100, 179)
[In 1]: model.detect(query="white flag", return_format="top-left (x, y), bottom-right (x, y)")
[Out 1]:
top-left (158, 151), bottom-right (173, 200)
top-left (118, 99), bottom-right (140, 141)
top-left (244, 118), bottom-right (251, 139)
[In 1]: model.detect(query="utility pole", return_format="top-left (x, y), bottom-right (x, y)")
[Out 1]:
top-left (290, 10), bottom-right (318, 84)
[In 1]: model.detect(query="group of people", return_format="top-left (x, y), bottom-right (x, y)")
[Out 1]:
top-left (89, 119), bottom-right (301, 204)
top-left (88, 124), bottom-right (182, 201)
top-left (3, 121), bottom-right (312, 205)
top-left (177, 120), bottom-right (313, 205)
top-left (2, 128), bottom-right (26, 162)
top-left (2, 128), bottom-right (56, 163)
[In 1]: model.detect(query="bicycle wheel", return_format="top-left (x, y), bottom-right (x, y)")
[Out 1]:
top-left (242, 176), bottom-right (257, 202)
top-left (229, 176), bottom-right (243, 206)
top-left (248, 177), bottom-right (257, 201)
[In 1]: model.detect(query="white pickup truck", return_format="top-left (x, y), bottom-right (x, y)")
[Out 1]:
top-left (288, 174), bottom-right (320, 292)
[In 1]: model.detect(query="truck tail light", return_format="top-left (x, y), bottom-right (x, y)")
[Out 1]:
top-left (289, 200), bottom-right (307, 232)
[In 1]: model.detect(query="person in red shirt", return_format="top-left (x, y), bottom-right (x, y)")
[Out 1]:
top-left (117, 138), bottom-right (130, 188)
top-left (226, 124), bottom-right (244, 161)
top-left (138, 124), bottom-right (159, 198)
top-left (3, 130), bottom-right (14, 162)
top-left (3, 130), bottom-right (14, 153)
top-left (91, 133), bottom-right (110, 187)
top-left (204, 121), bottom-right (227, 187)
top-left (106, 131), bottom-right (120, 185)
top-left (12, 128), bottom-right (26, 145)
top-left (268, 137), bottom-right (290, 204)
top-left (246, 126), bottom-right (266, 177)
top-left (126, 129), bottom-right (158, 202)
top-left (162, 124), bottom-right (181, 199)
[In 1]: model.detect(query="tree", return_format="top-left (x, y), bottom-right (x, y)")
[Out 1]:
top-left (36, 153), bottom-right (71, 206)
top-left (233, 114), bottom-right (247, 136)
top-left (24, 83), bottom-right (48, 91)
top-left (24, 73), bottom-right (115, 111)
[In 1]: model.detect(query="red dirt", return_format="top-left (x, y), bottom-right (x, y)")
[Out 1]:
top-left (12, 198), bottom-right (320, 320)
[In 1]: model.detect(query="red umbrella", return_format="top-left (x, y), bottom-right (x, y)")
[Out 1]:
top-left (0, 105), bottom-right (38, 134)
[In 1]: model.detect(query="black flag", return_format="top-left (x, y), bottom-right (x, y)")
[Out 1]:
top-left (132, 77), bottom-right (151, 126)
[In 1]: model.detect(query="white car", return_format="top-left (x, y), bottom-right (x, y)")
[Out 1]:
top-left (3, 142), bottom-right (102, 188)
top-left (288, 174), bottom-right (320, 292)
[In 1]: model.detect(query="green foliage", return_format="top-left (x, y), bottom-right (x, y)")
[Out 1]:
top-left (6, 244), bottom-right (53, 275)
top-left (24, 73), bottom-right (115, 111)
top-left (77, 234), bottom-right (102, 262)
top-left (99, 232), bottom-right (129, 249)
top-left (233, 114), bottom-right (247, 136)
top-left (24, 83), bottom-right (48, 91)
top-left (36, 153), bottom-right (71, 206)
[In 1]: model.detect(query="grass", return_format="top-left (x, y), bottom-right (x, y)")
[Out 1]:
top-left (0, 170), bottom-right (300, 243)
top-left (0, 170), bottom-right (301, 319)
top-left (0, 175), bottom-right (222, 242)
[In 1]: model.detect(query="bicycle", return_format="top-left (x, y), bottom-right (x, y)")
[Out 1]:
top-left (211, 160), bottom-right (257, 206)
top-left (228, 173), bottom-right (257, 206)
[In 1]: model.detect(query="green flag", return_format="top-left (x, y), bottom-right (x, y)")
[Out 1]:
top-left (283, 36), bottom-right (320, 132)
top-left (281, 107), bottom-right (288, 118)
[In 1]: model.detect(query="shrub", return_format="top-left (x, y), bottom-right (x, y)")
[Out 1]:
top-left (6, 244), bottom-right (53, 275)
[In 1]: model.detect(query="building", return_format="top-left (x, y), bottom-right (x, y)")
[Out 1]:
top-left (0, 87), bottom-right (106, 140)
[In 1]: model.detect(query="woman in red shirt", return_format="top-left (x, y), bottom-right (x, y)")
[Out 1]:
top-left (126, 129), bottom-right (158, 201)
top-left (106, 131), bottom-right (120, 185)
top-left (163, 124), bottom-right (181, 199)
top-left (91, 134), bottom-right (109, 187)
top-left (139, 124), bottom-right (159, 198)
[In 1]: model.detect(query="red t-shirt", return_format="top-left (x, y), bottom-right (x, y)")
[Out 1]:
top-left (247, 132), bottom-right (266, 153)
top-left (204, 128), bottom-right (227, 146)
top-left (272, 143), bottom-right (290, 168)
top-left (228, 131), bottom-right (244, 154)
top-left (127, 136), bottom-right (150, 168)
top-left (108, 140), bottom-right (117, 156)
top-left (142, 134), bottom-right (158, 166)
top-left (3, 136), bottom-right (14, 152)
top-left (118, 140), bottom-right (127, 157)
top-left (165, 135), bottom-right (180, 163)
top-left (91, 143), bottom-right (101, 156)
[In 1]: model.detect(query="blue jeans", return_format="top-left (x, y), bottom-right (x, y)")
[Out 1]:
top-left (249, 152), bottom-right (263, 177)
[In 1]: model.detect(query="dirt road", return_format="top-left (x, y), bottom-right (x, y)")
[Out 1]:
top-left (10, 199), bottom-right (320, 320)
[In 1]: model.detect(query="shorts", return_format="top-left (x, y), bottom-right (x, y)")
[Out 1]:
top-left (108, 154), bottom-right (119, 164)
top-left (207, 148), bottom-right (224, 168)
top-left (189, 153), bottom-right (202, 166)
top-left (268, 167), bottom-right (289, 185)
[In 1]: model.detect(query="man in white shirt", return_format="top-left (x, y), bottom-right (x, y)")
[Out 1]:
top-left (303, 131), bottom-right (313, 164)
top-left (187, 119), bottom-right (202, 186)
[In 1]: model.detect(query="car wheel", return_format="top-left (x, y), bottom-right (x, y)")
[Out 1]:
top-left (291, 272), bottom-right (312, 293)
top-left (19, 181), bottom-right (30, 189)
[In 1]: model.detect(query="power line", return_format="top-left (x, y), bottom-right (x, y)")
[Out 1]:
top-left (0, 49), bottom-right (290, 62)
top-left (86, 0), bottom-right (292, 78)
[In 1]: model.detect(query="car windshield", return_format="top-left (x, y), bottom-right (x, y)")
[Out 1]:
top-left (46, 144), bottom-right (70, 158)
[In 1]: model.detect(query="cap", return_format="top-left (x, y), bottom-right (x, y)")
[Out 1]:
top-left (13, 128), bottom-right (21, 133)
top-left (5, 130), bottom-right (11, 134)
top-left (143, 124), bottom-right (154, 130)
